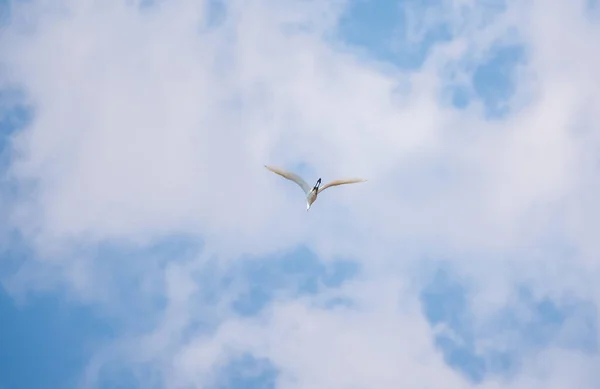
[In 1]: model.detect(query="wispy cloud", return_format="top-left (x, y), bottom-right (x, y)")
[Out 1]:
top-left (1, 0), bottom-right (600, 388)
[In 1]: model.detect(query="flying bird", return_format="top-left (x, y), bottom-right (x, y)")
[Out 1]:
top-left (264, 165), bottom-right (367, 211)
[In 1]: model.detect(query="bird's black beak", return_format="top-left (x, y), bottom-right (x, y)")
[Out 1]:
top-left (315, 178), bottom-right (321, 190)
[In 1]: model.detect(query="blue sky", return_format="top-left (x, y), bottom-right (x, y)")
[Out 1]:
top-left (1, 0), bottom-right (600, 388)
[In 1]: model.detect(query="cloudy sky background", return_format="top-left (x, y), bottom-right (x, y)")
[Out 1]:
top-left (1, 0), bottom-right (600, 388)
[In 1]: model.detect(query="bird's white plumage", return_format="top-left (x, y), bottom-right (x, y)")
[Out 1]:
top-left (264, 165), bottom-right (366, 210)
top-left (264, 165), bottom-right (311, 194)
top-left (317, 178), bottom-right (367, 194)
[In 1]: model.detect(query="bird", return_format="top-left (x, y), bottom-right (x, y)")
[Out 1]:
top-left (264, 165), bottom-right (367, 211)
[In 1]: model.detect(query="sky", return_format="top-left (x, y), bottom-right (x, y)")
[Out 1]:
top-left (1, 0), bottom-right (600, 388)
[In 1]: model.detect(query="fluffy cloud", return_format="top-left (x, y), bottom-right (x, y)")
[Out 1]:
top-left (1, 0), bottom-right (600, 388)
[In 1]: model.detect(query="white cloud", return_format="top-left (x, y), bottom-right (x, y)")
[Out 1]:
top-left (1, 0), bottom-right (600, 388)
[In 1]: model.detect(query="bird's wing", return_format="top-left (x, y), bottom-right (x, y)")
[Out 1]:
top-left (264, 165), bottom-right (311, 194)
top-left (318, 178), bottom-right (367, 194)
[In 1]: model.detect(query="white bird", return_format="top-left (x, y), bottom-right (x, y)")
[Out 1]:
top-left (264, 165), bottom-right (367, 211)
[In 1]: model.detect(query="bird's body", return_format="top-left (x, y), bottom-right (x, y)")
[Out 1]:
top-left (306, 188), bottom-right (318, 209)
top-left (264, 165), bottom-right (366, 211)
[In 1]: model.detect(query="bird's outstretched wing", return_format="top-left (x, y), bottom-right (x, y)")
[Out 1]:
top-left (264, 165), bottom-right (311, 194)
top-left (318, 178), bottom-right (367, 194)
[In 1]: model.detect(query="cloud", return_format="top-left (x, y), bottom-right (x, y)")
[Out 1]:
top-left (1, 0), bottom-right (600, 388)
